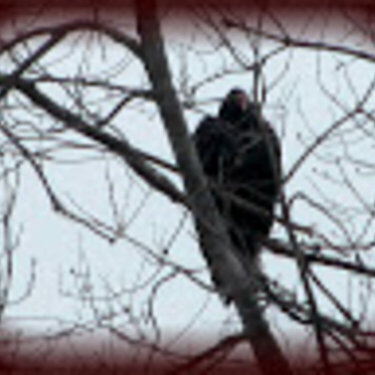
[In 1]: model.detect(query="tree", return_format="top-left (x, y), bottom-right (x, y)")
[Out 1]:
top-left (1, 1), bottom-right (375, 374)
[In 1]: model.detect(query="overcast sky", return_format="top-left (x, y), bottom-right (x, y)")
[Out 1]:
top-left (1, 8), bottom-right (375, 358)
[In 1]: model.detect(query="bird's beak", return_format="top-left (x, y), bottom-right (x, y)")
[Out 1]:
top-left (237, 93), bottom-right (249, 111)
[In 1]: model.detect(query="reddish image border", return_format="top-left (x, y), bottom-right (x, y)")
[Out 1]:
top-left (0, 0), bottom-right (374, 373)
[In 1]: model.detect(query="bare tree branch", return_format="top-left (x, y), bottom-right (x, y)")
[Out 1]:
top-left (0, 76), bottom-right (186, 205)
top-left (223, 18), bottom-right (375, 64)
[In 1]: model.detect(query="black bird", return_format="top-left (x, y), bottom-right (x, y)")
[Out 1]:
top-left (193, 88), bottom-right (281, 272)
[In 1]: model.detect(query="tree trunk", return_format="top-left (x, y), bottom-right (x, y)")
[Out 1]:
top-left (134, 1), bottom-right (294, 374)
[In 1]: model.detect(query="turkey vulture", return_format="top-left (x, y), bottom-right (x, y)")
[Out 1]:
top-left (193, 88), bottom-right (281, 271)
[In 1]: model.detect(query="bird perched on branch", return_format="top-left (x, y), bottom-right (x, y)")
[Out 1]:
top-left (193, 88), bottom-right (281, 278)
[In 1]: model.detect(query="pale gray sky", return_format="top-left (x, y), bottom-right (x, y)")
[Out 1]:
top-left (1, 9), bottom-right (375, 358)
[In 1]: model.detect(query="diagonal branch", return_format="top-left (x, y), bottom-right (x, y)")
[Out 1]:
top-left (0, 121), bottom-right (118, 241)
top-left (167, 333), bottom-right (247, 375)
top-left (265, 238), bottom-right (375, 279)
top-left (223, 18), bottom-right (375, 64)
top-left (0, 75), bottom-right (186, 205)
top-left (0, 20), bottom-right (141, 58)
top-left (280, 193), bottom-right (331, 373)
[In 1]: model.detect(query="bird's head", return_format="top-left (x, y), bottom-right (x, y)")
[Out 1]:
top-left (218, 88), bottom-right (259, 125)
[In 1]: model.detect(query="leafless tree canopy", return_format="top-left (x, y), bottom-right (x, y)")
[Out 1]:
top-left (1, 2), bottom-right (375, 374)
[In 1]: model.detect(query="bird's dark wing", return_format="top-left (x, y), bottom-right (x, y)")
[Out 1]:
top-left (192, 116), bottom-right (236, 179)
top-left (223, 119), bottom-right (282, 239)
top-left (230, 120), bottom-right (281, 192)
